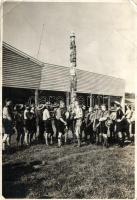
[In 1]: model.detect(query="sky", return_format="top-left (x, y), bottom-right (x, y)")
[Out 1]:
top-left (3, 1), bottom-right (137, 93)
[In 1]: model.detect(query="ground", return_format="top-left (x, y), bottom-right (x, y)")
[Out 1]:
top-left (2, 137), bottom-right (135, 199)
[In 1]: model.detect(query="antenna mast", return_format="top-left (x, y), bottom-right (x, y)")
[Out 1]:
top-left (35, 24), bottom-right (45, 106)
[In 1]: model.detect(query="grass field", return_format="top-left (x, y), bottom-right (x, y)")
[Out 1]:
top-left (2, 138), bottom-right (135, 199)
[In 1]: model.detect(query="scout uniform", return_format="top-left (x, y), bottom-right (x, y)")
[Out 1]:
top-left (43, 105), bottom-right (54, 145)
top-left (2, 101), bottom-right (14, 150)
top-left (93, 106), bottom-right (101, 144)
top-left (55, 102), bottom-right (67, 147)
top-left (74, 105), bottom-right (83, 147)
top-left (114, 101), bottom-right (125, 147)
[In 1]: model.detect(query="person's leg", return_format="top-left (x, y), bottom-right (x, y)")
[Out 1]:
top-left (95, 130), bottom-right (99, 145)
top-left (89, 124), bottom-right (94, 144)
top-left (99, 133), bottom-right (103, 144)
top-left (72, 119), bottom-right (76, 143)
top-left (21, 129), bottom-right (25, 146)
top-left (24, 128), bottom-right (29, 145)
top-left (84, 128), bottom-right (88, 143)
top-left (28, 132), bottom-right (31, 145)
top-left (64, 129), bottom-right (68, 144)
top-left (35, 119), bottom-right (40, 141)
top-left (118, 131), bottom-right (123, 147)
top-left (50, 134), bottom-right (53, 145)
top-left (55, 120), bottom-right (59, 142)
top-left (16, 129), bottom-right (20, 147)
top-left (6, 134), bottom-right (11, 147)
top-left (44, 131), bottom-right (49, 145)
top-left (102, 133), bottom-right (106, 147)
top-left (126, 120), bottom-right (130, 140)
top-left (75, 128), bottom-right (81, 147)
top-left (30, 131), bottom-right (34, 145)
top-left (2, 134), bottom-right (8, 150)
top-left (58, 132), bottom-right (62, 147)
top-left (76, 120), bottom-right (81, 147)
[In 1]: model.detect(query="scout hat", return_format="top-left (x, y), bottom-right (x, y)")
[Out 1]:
top-left (114, 101), bottom-right (121, 107)
top-left (37, 104), bottom-right (45, 110)
top-left (109, 106), bottom-right (116, 112)
top-left (52, 102), bottom-right (59, 108)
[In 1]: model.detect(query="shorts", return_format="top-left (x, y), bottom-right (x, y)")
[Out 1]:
top-left (3, 119), bottom-right (13, 135)
top-left (56, 120), bottom-right (65, 135)
top-left (131, 121), bottom-right (135, 135)
top-left (116, 121), bottom-right (125, 133)
top-left (16, 126), bottom-right (24, 134)
top-left (99, 121), bottom-right (107, 134)
top-left (43, 119), bottom-right (54, 135)
top-left (24, 119), bottom-right (36, 133)
top-left (24, 119), bottom-right (29, 130)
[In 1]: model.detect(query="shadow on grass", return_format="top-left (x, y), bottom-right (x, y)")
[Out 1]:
top-left (2, 160), bottom-right (41, 198)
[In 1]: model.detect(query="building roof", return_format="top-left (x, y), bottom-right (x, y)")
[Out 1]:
top-left (2, 42), bottom-right (125, 96)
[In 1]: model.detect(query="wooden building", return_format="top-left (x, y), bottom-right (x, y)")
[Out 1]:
top-left (2, 42), bottom-right (125, 108)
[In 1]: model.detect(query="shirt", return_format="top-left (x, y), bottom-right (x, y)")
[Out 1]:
top-left (24, 109), bottom-right (28, 120)
top-left (89, 112), bottom-right (95, 123)
top-left (100, 110), bottom-right (109, 121)
top-left (14, 111), bottom-right (24, 127)
top-left (110, 112), bottom-right (116, 121)
top-left (3, 106), bottom-right (12, 121)
top-left (74, 107), bottom-right (83, 119)
top-left (125, 109), bottom-right (132, 119)
top-left (56, 108), bottom-right (66, 120)
top-left (43, 108), bottom-right (50, 121)
top-left (116, 108), bottom-right (124, 120)
top-left (94, 109), bottom-right (102, 120)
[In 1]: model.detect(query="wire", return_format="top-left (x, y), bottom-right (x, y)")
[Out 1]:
top-left (37, 24), bottom-right (45, 59)
top-left (3, 0), bottom-right (23, 17)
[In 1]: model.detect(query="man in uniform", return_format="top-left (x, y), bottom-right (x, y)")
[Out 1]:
top-left (114, 101), bottom-right (125, 147)
top-left (99, 104), bottom-right (109, 146)
top-left (73, 101), bottom-right (83, 147)
top-left (2, 99), bottom-right (14, 151)
top-left (84, 107), bottom-right (95, 144)
top-left (43, 102), bottom-right (54, 146)
top-left (55, 100), bottom-right (68, 147)
top-left (14, 104), bottom-right (24, 147)
top-left (93, 105), bottom-right (101, 145)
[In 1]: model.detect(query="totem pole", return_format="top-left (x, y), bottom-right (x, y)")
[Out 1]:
top-left (70, 32), bottom-right (77, 104)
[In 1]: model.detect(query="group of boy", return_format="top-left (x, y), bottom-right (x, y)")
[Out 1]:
top-left (2, 98), bottom-right (135, 151)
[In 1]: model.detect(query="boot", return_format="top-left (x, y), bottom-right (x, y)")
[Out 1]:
top-left (77, 138), bottom-right (81, 147)
top-left (119, 138), bottom-right (123, 148)
top-left (2, 142), bottom-right (6, 151)
top-left (58, 138), bottom-right (62, 147)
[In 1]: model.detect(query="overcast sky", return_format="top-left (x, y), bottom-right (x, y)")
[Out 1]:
top-left (3, 1), bottom-right (137, 93)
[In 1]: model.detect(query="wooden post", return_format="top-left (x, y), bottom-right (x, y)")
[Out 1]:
top-left (66, 92), bottom-right (70, 107)
top-left (35, 89), bottom-right (39, 139)
top-left (90, 93), bottom-right (92, 107)
top-left (108, 96), bottom-right (110, 110)
top-left (35, 89), bottom-right (39, 106)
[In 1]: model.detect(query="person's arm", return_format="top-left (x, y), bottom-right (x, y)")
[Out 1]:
top-left (87, 118), bottom-right (92, 127)
top-left (5, 107), bottom-right (12, 120)
top-left (46, 109), bottom-right (50, 119)
top-left (57, 109), bottom-right (67, 125)
top-left (79, 108), bottom-right (83, 118)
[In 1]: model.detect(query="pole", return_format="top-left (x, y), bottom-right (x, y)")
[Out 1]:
top-left (35, 24), bottom-right (45, 106)
top-left (35, 89), bottom-right (39, 106)
top-left (70, 32), bottom-right (77, 104)
top-left (90, 94), bottom-right (92, 107)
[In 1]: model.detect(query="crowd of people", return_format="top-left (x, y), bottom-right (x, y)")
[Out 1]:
top-left (2, 98), bottom-right (135, 152)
